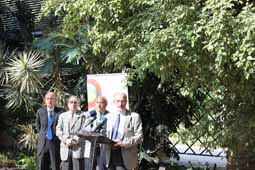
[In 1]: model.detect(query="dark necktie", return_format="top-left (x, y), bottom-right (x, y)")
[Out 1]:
top-left (112, 114), bottom-right (120, 140)
top-left (47, 110), bottom-right (53, 140)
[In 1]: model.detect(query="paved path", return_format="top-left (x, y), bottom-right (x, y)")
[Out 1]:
top-left (170, 145), bottom-right (227, 170)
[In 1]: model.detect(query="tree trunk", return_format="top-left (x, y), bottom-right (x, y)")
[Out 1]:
top-left (227, 145), bottom-right (255, 170)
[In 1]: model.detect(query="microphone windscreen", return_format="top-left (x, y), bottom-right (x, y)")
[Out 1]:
top-left (89, 110), bottom-right (97, 117)
top-left (100, 117), bottom-right (107, 124)
top-left (93, 116), bottom-right (107, 132)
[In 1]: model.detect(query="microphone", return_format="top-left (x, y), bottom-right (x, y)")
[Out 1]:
top-left (83, 110), bottom-right (97, 118)
top-left (93, 117), bottom-right (107, 132)
top-left (89, 110), bottom-right (97, 117)
top-left (81, 110), bottom-right (98, 131)
top-left (83, 116), bottom-right (97, 129)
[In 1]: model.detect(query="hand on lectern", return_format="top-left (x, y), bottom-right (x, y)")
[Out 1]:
top-left (113, 141), bottom-right (126, 147)
top-left (66, 137), bottom-right (79, 147)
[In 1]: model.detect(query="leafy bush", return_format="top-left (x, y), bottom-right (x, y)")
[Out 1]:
top-left (17, 153), bottom-right (37, 170)
top-left (0, 152), bottom-right (17, 168)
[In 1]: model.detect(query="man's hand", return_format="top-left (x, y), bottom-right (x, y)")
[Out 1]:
top-left (113, 141), bottom-right (126, 147)
top-left (71, 139), bottom-right (78, 145)
top-left (65, 138), bottom-right (72, 147)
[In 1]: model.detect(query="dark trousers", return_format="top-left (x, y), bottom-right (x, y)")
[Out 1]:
top-left (61, 150), bottom-right (84, 170)
top-left (84, 146), bottom-right (106, 170)
top-left (109, 148), bottom-right (127, 170)
top-left (39, 139), bottom-right (60, 170)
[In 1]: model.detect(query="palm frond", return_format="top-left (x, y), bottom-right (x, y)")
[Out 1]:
top-left (0, 42), bottom-right (15, 85)
top-left (5, 50), bottom-right (45, 94)
top-left (17, 124), bottom-right (37, 151)
top-left (5, 88), bottom-right (38, 112)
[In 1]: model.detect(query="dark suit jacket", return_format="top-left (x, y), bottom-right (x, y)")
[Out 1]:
top-left (36, 107), bottom-right (65, 156)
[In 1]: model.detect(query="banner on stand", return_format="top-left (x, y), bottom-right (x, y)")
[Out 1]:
top-left (87, 73), bottom-right (128, 112)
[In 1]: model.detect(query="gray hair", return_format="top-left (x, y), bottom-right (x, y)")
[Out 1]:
top-left (113, 92), bottom-right (127, 100)
top-left (68, 95), bottom-right (80, 104)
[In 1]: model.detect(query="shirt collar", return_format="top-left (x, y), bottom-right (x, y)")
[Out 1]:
top-left (47, 108), bottom-right (54, 112)
top-left (97, 110), bottom-right (107, 115)
top-left (119, 111), bottom-right (126, 116)
top-left (69, 111), bottom-right (76, 114)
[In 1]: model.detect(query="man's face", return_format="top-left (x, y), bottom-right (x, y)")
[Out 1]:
top-left (44, 92), bottom-right (56, 109)
top-left (68, 96), bottom-right (79, 112)
top-left (114, 94), bottom-right (127, 112)
top-left (96, 97), bottom-right (107, 112)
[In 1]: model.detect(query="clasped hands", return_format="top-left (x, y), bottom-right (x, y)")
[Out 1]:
top-left (113, 140), bottom-right (126, 147)
top-left (65, 138), bottom-right (78, 147)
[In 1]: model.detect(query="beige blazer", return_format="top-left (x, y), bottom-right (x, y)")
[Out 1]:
top-left (56, 110), bottom-right (85, 161)
top-left (104, 110), bottom-right (143, 169)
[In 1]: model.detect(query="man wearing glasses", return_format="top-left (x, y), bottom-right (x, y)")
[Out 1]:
top-left (56, 96), bottom-right (85, 170)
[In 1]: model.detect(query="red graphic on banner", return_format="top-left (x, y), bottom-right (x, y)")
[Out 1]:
top-left (87, 78), bottom-right (102, 109)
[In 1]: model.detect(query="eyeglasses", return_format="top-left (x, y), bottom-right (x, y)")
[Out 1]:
top-left (69, 101), bottom-right (78, 104)
top-left (115, 100), bottom-right (127, 103)
top-left (96, 101), bottom-right (106, 104)
top-left (45, 97), bottom-right (56, 100)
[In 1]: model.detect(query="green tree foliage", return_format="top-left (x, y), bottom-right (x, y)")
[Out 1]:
top-left (33, 29), bottom-right (195, 166)
top-left (41, 0), bottom-right (255, 163)
top-left (0, 0), bottom-right (254, 167)
top-left (32, 27), bottom-right (103, 107)
top-left (28, 0), bottom-right (252, 168)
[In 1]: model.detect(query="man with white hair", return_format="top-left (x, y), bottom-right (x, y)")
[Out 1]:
top-left (104, 92), bottom-right (143, 170)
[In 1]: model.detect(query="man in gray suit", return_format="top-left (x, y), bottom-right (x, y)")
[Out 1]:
top-left (36, 91), bottom-right (65, 170)
top-left (56, 95), bottom-right (85, 170)
top-left (105, 92), bottom-right (143, 170)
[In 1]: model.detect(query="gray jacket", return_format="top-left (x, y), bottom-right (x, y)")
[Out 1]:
top-left (56, 110), bottom-right (85, 161)
top-left (104, 110), bottom-right (143, 169)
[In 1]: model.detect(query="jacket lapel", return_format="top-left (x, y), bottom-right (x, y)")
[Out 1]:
top-left (70, 111), bottom-right (82, 131)
top-left (53, 108), bottom-right (58, 119)
top-left (124, 111), bottom-right (132, 135)
top-left (43, 108), bottom-right (48, 127)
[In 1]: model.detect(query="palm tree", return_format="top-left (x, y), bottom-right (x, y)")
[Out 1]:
top-left (18, 124), bottom-right (37, 151)
top-left (2, 49), bottom-right (45, 112)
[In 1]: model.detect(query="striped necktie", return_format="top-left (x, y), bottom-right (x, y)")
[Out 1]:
top-left (112, 114), bottom-right (120, 140)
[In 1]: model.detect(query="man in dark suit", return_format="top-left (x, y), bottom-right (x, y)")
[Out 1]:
top-left (36, 91), bottom-right (65, 170)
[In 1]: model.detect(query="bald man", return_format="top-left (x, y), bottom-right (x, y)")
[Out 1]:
top-left (36, 91), bottom-right (65, 170)
top-left (83, 96), bottom-right (109, 170)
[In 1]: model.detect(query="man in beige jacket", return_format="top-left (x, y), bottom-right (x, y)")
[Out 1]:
top-left (105, 92), bottom-right (143, 170)
top-left (56, 96), bottom-right (85, 170)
